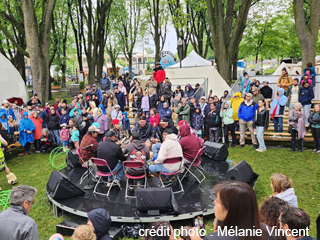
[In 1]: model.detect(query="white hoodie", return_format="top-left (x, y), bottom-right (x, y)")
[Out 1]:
top-left (154, 134), bottom-right (184, 172)
top-left (275, 188), bottom-right (298, 207)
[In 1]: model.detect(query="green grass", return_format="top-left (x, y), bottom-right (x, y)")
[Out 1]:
top-left (1, 146), bottom-right (319, 239)
top-left (264, 68), bottom-right (276, 74)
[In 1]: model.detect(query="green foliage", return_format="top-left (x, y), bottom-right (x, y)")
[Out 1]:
top-left (53, 79), bottom-right (60, 86)
top-left (79, 81), bottom-right (85, 89)
top-left (116, 59), bottom-right (126, 67)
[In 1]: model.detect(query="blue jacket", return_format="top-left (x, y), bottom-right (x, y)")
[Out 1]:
top-left (159, 107), bottom-right (172, 120)
top-left (0, 113), bottom-right (8, 131)
top-left (299, 86), bottom-right (314, 105)
top-left (39, 111), bottom-right (48, 128)
top-left (93, 89), bottom-right (103, 102)
top-left (270, 88), bottom-right (287, 116)
top-left (59, 114), bottom-right (70, 126)
top-left (69, 104), bottom-right (82, 118)
top-left (238, 100), bottom-right (257, 122)
top-left (122, 112), bottom-right (130, 131)
top-left (19, 112), bottom-right (35, 146)
top-left (0, 107), bottom-right (15, 121)
top-left (98, 104), bottom-right (106, 115)
top-left (115, 91), bottom-right (126, 108)
top-left (239, 79), bottom-right (251, 92)
top-left (185, 89), bottom-right (194, 99)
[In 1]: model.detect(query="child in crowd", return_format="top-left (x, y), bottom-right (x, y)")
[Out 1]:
top-left (122, 112), bottom-right (130, 132)
top-left (141, 91), bottom-right (150, 115)
top-left (149, 108), bottom-right (160, 130)
top-left (44, 103), bottom-right (51, 115)
top-left (270, 173), bottom-right (298, 207)
top-left (71, 125), bottom-right (80, 149)
top-left (239, 73), bottom-right (251, 97)
top-left (59, 108), bottom-right (70, 127)
top-left (111, 105), bottom-right (123, 124)
top-left (11, 105), bottom-right (21, 127)
top-left (7, 115), bottom-right (16, 144)
top-left (308, 104), bottom-right (320, 154)
top-left (132, 96), bottom-right (141, 116)
top-left (60, 123), bottom-right (70, 150)
top-left (145, 112), bottom-right (150, 123)
top-left (0, 113), bottom-right (8, 131)
top-left (191, 107), bottom-right (204, 137)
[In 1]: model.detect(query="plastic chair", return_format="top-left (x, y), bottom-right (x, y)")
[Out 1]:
top-left (91, 158), bottom-right (121, 196)
top-left (180, 146), bottom-right (206, 184)
top-left (76, 148), bottom-right (96, 185)
top-left (122, 161), bottom-right (147, 198)
top-left (159, 157), bottom-right (184, 194)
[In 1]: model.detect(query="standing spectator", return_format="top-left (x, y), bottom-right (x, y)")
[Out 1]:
top-left (159, 102), bottom-right (172, 122)
top-left (92, 84), bottom-right (102, 102)
top-left (175, 98), bottom-right (190, 125)
top-left (150, 108), bottom-right (160, 129)
top-left (47, 108), bottom-right (60, 145)
top-left (160, 77), bottom-right (172, 107)
top-left (238, 73), bottom-right (251, 97)
top-left (0, 112), bottom-right (8, 131)
top-left (157, 95), bottom-right (167, 112)
top-left (100, 72), bottom-right (111, 92)
top-left (53, 98), bottom-right (60, 110)
top-left (270, 174), bottom-right (298, 207)
top-left (254, 99), bottom-right (269, 152)
top-left (71, 125), bottom-right (80, 149)
top-left (78, 108), bottom-right (93, 138)
top-left (100, 91), bottom-right (109, 109)
top-left (112, 78), bottom-right (119, 88)
top-left (277, 67), bottom-right (293, 92)
top-left (113, 87), bottom-right (126, 112)
top-left (194, 83), bottom-right (205, 103)
top-left (260, 81), bottom-right (273, 107)
top-left (300, 73), bottom-right (312, 87)
top-left (230, 92), bottom-right (243, 131)
top-left (299, 81), bottom-right (314, 125)
top-left (148, 88), bottom-right (158, 109)
top-left (7, 115), bottom-right (16, 143)
top-left (30, 111), bottom-right (43, 153)
top-left (59, 108), bottom-right (70, 127)
top-left (106, 101), bottom-right (114, 130)
top-left (12, 105), bottom-right (21, 127)
top-left (286, 78), bottom-right (302, 111)
top-left (111, 105), bottom-right (123, 123)
top-left (145, 75), bottom-right (158, 92)
top-left (135, 87), bottom-right (143, 106)
top-left (238, 93), bottom-right (258, 148)
top-left (19, 112), bottom-right (35, 156)
top-left (220, 101), bottom-right (236, 148)
top-left (141, 91), bottom-right (150, 115)
top-left (184, 84), bottom-right (194, 100)
top-left (206, 103), bottom-right (221, 142)
top-left (88, 101), bottom-right (98, 117)
top-left (1, 100), bottom-right (15, 120)
top-left (132, 96), bottom-right (140, 116)
top-left (288, 103), bottom-right (306, 152)
top-left (199, 96), bottom-right (207, 116)
top-left (0, 185), bottom-right (38, 240)
top-left (153, 62), bottom-right (166, 96)
top-left (191, 107), bottom-right (204, 137)
top-left (108, 92), bottom-right (118, 106)
top-left (94, 108), bottom-right (108, 142)
top-left (189, 97), bottom-right (199, 123)
top-left (308, 104), bottom-right (320, 154)
top-left (122, 112), bottom-right (130, 132)
top-left (79, 126), bottom-right (99, 163)
top-left (118, 81), bottom-right (127, 104)
top-left (270, 88), bottom-right (287, 138)
top-left (172, 85), bottom-right (184, 107)
top-left (69, 103), bottom-right (82, 119)
top-left (252, 87), bottom-right (264, 103)
top-left (57, 100), bottom-right (71, 115)
top-left (60, 123), bottom-right (70, 150)
top-left (121, 74), bottom-right (131, 105)
top-left (303, 62), bottom-right (316, 87)
top-left (38, 106), bottom-right (47, 128)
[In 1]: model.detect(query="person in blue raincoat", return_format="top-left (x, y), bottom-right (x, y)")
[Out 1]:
top-left (19, 112), bottom-right (35, 156)
top-left (122, 112), bottom-right (130, 132)
top-left (0, 113), bottom-right (8, 131)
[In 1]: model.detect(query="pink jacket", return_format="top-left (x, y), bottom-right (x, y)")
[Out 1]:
top-left (301, 72), bottom-right (312, 86)
top-left (60, 128), bottom-right (70, 141)
top-left (150, 113), bottom-right (160, 128)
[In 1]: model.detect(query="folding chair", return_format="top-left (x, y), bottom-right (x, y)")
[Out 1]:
top-left (181, 146), bottom-right (206, 184)
top-left (76, 148), bottom-right (96, 185)
top-left (159, 157), bottom-right (184, 194)
top-left (91, 158), bottom-right (122, 196)
top-left (123, 161), bottom-right (147, 198)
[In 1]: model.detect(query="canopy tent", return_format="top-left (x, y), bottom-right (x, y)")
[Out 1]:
top-left (167, 50), bottom-right (212, 68)
top-left (165, 66), bottom-right (230, 97)
top-left (0, 53), bottom-right (29, 103)
top-left (273, 62), bottom-right (294, 75)
top-left (124, 66), bottom-right (135, 71)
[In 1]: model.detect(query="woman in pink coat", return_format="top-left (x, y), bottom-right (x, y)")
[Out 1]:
top-left (30, 111), bottom-right (43, 153)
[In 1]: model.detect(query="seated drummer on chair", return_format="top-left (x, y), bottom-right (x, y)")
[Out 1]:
top-left (110, 119), bottom-right (129, 145)
top-left (148, 128), bottom-right (184, 185)
top-left (178, 124), bottom-right (201, 164)
top-left (94, 130), bottom-right (126, 187)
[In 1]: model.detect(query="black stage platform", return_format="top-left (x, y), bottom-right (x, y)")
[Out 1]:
top-left (47, 157), bottom-right (229, 223)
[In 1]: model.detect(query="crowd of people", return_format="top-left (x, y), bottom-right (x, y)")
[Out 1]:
top-left (0, 61), bottom-right (318, 239)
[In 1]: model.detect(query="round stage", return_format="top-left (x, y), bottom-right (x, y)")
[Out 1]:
top-left (47, 157), bottom-right (229, 223)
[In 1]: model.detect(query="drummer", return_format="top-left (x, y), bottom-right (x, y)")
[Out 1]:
top-left (109, 119), bottom-right (129, 145)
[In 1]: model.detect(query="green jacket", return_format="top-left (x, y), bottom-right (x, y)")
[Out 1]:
top-left (252, 93), bottom-right (264, 104)
top-left (285, 85), bottom-right (302, 107)
top-left (220, 101), bottom-right (234, 125)
top-left (175, 104), bottom-right (190, 125)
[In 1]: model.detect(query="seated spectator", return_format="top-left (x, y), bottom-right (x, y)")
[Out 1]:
top-left (149, 128), bottom-right (184, 183)
top-left (0, 185), bottom-right (38, 240)
top-left (270, 173), bottom-right (298, 207)
top-left (154, 117), bottom-right (178, 143)
top-left (142, 221), bottom-right (173, 240)
top-left (260, 197), bottom-right (289, 240)
top-left (19, 112), bottom-right (35, 156)
top-left (79, 126), bottom-right (99, 163)
top-left (71, 225), bottom-right (96, 240)
top-left (40, 128), bottom-right (57, 152)
top-left (204, 181), bottom-right (276, 240)
top-left (157, 95), bottom-right (167, 112)
top-left (95, 130), bottom-right (126, 187)
top-left (132, 115), bottom-right (154, 142)
top-left (308, 104), bottom-right (320, 154)
top-left (150, 108), bottom-right (160, 129)
top-left (123, 132), bottom-right (150, 177)
top-left (260, 81), bottom-right (273, 107)
top-left (252, 86), bottom-right (264, 103)
top-left (87, 208), bottom-right (112, 240)
top-left (148, 88), bottom-right (158, 109)
top-left (110, 119), bottom-right (129, 143)
top-left (184, 84), bottom-right (194, 100)
top-left (159, 102), bottom-right (172, 122)
top-left (179, 124), bottom-right (201, 164)
top-left (279, 206), bottom-right (315, 240)
top-left (175, 98), bottom-right (190, 125)
top-left (172, 85), bottom-right (184, 107)
top-left (289, 103), bottom-right (306, 152)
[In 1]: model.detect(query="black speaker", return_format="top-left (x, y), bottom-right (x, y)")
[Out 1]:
top-left (136, 187), bottom-right (179, 215)
top-left (47, 170), bottom-right (85, 200)
top-left (226, 160), bottom-right (259, 187)
top-left (203, 141), bottom-right (228, 161)
top-left (66, 149), bottom-right (82, 168)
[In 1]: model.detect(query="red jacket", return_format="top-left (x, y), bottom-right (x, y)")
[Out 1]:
top-left (30, 115), bottom-right (43, 140)
top-left (153, 67), bottom-right (166, 84)
top-left (150, 113), bottom-right (160, 128)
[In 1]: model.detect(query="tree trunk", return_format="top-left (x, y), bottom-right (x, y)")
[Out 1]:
top-left (128, 53), bottom-right (133, 79)
top-left (293, 0), bottom-right (320, 68)
top-left (232, 53), bottom-right (238, 81)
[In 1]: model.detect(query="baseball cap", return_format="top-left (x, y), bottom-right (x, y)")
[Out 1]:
top-left (263, 80), bottom-right (269, 84)
top-left (252, 86), bottom-right (259, 92)
top-left (2, 100), bottom-right (9, 105)
top-left (92, 84), bottom-right (96, 87)
top-left (115, 105), bottom-right (120, 109)
top-left (111, 119), bottom-right (120, 125)
top-left (92, 122), bottom-right (100, 130)
top-left (88, 126), bottom-right (98, 132)
top-left (160, 117), bottom-right (169, 124)
top-left (246, 93), bottom-right (253, 97)
top-left (201, 96), bottom-right (206, 100)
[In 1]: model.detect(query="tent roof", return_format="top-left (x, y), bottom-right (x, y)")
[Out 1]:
top-left (273, 62), bottom-right (294, 75)
top-left (168, 50), bottom-right (212, 68)
top-left (0, 53), bottom-right (28, 103)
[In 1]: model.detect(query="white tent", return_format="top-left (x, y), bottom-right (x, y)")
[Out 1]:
top-left (168, 50), bottom-right (213, 68)
top-left (165, 66), bottom-right (230, 97)
top-left (0, 53), bottom-right (29, 103)
top-left (273, 62), bottom-right (294, 75)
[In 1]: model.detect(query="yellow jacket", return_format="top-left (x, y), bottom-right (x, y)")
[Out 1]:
top-left (230, 92), bottom-right (243, 121)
